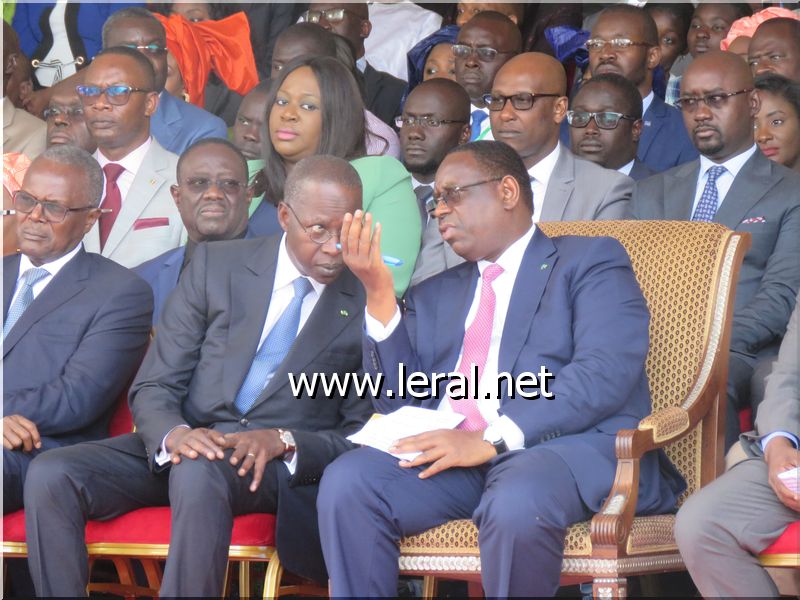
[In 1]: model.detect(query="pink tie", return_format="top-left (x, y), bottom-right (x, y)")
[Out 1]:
top-left (450, 263), bottom-right (504, 431)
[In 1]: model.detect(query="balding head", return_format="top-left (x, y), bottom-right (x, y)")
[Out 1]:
top-left (46, 71), bottom-right (97, 152)
top-left (681, 51), bottom-right (759, 162)
top-left (749, 18), bottom-right (800, 82)
top-left (489, 52), bottom-right (569, 168)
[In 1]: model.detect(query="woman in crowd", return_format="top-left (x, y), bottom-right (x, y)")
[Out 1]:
top-left (754, 73), bottom-right (800, 173)
top-left (252, 56), bottom-right (421, 297)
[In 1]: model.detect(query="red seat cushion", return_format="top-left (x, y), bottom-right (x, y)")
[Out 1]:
top-left (760, 522), bottom-right (800, 556)
top-left (85, 507), bottom-right (275, 547)
top-left (3, 510), bottom-right (26, 543)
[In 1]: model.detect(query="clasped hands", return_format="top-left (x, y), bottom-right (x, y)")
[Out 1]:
top-left (165, 427), bottom-right (285, 492)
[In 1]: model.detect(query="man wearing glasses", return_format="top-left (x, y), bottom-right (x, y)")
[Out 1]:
top-left (77, 46), bottom-right (184, 269)
top-left (586, 5), bottom-right (698, 172)
top-left (44, 71), bottom-right (96, 153)
top-left (489, 52), bottom-right (632, 223)
top-left (3, 144), bottom-right (153, 515)
top-left (633, 51), bottom-right (800, 450)
top-left (24, 155), bottom-right (373, 597)
top-left (101, 7), bottom-right (227, 155)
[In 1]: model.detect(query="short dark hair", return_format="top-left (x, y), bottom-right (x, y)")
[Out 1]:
top-left (37, 145), bottom-right (104, 207)
top-left (645, 3), bottom-right (693, 48)
top-left (597, 5), bottom-right (659, 47)
top-left (284, 155), bottom-right (363, 209)
top-left (263, 56), bottom-right (367, 203)
top-left (276, 23), bottom-right (338, 58)
top-left (447, 141), bottom-right (533, 211)
top-left (94, 46), bottom-right (156, 90)
top-left (177, 138), bottom-right (248, 182)
top-left (409, 78), bottom-right (471, 122)
top-left (755, 72), bottom-right (800, 120)
top-left (576, 73), bottom-right (644, 120)
top-left (102, 6), bottom-right (165, 48)
top-left (693, 2), bottom-right (752, 21)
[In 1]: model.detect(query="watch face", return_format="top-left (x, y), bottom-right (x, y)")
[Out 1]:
top-left (281, 430), bottom-right (296, 448)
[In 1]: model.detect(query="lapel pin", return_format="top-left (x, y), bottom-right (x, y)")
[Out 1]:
top-left (340, 309), bottom-right (349, 317)
top-left (540, 263), bottom-right (549, 270)
top-left (149, 178), bottom-right (157, 186)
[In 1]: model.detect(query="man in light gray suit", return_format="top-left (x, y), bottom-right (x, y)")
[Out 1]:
top-left (675, 292), bottom-right (799, 597)
top-left (489, 52), bottom-right (633, 223)
top-left (79, 46), bottom-right (183, 269)
top-left (632, 52), bottom-right (800, 450)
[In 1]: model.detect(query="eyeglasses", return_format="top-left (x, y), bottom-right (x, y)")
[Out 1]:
top-left (43, 105), bottom-right (85, 121)
top-left (482, 92), bottom-right (560, 111)
top-left (674, 89), bottom-right (752, 112)
top-left (566, 110), bottom-right (638, 129)
top-left (284, 202), bottom-right (338, 244)
top-left (451, 44), bottom-right (514, 62)
top-left (13, 191), bottom-right (97, 223)
top-left (394, 115), bottom-right (468, 129)
top-left (300, 8), bottom-right (359, 24)
top-left (585, 38), bottom-right (652, 52)
top-left (76, 84), bottom-right (152, 106)
top-left (120, 43), bottom-right (167, 55)
top-left (431, 177), bottom-right (503, 211)
top-left (182, 177), bottom-right (248, 196)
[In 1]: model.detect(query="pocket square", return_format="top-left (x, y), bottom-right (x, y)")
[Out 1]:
top-left (740, 216), bottom-right (766, 225)
top-left (133, 217), bottom-right (170, 230)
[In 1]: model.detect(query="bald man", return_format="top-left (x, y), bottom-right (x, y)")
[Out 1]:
top-left (45, 72), bottom-right (96, 153)
top-left (490, 52), bottom-right (633, 222)
top-left (748, 18), bottom-right (800, 83)
top-left (633, 51), bottom-right (800, 449)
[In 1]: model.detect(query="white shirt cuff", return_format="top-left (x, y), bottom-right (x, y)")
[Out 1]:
top-left (283, 450), bottom-right (298, 475)
top-left (487, 416), bottom-right (525, 451)
top-left (154, 424), bottom-right (190, 466)
top-left (364, 306), bottom-right (401, 342)
top-left (761, 431), bottom-right (799, 453)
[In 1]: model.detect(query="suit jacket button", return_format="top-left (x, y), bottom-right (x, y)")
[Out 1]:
top-left (240, 418), bottom-right (249, 426)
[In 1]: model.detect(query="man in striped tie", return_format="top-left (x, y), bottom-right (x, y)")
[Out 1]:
top-left (319, 140), bottom-right (686, 597)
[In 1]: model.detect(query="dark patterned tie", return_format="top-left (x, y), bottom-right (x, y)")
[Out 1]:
top-left (691, 166), bottom-right (726, 222)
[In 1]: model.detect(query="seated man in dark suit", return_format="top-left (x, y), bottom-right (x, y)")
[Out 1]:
top-left (633, 51), bottom-right (800, 450)
top-left (318, 140), bottom-right (685, 597)
top-left (303, 1), bottom-right (406, 127)
top-left (135, 138), bottom-right (254, 324)
top-left (586, 5), bottom-right (698, 172)
top-left (23, 155), bottom-right (373, 597)
top-left (3, 145), bottom-right (153, 514)
top-left (568, 73), bottom-right (655, 181)
top-left (101, 7), bottom-right (228, 155)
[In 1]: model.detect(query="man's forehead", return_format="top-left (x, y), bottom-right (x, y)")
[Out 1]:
top-left (405, 90), bottom-right (454, 115)
top-left (49, 91), bottom-right (82, 105)
top-left (458, 22), bottom-right (505, 45)
top-left (106, 18), bottom-right (164, 42)
top-left (593, 13), bottom-right (642, 37)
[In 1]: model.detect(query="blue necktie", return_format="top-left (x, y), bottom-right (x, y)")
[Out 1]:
top-left (470, 109), bottom-right (488, 141)
top-left (3, 267), bottom-right (50, 339)
top-left (691, 165), bottom-right (727, 222)
top-left (234, 277), bottom-right (314, 415)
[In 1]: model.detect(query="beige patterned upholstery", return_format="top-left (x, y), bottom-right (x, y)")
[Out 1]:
top-left (397, 221), bottom-right (749, 594)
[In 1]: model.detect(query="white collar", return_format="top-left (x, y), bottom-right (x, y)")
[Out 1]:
top-left (95, 137), bottom-right (152, 173)
top-left (477, 224), bottom-right (536, 281)
top-left (618, 159), bottom-right (635, 176)
top-left (642, 91), bottom-right (655, 115)
top-left (527, 142), bottom-right (562, 185)
top-left (18, 242), bottom-right (82, 276)
top-left (699, 145), bottom-right (758, 179)
top-left (275, 234), bottom-right (326, 297)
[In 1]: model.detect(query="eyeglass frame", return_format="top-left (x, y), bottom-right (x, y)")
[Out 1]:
top-left (565, 110), bottom-right (639, 130)
top-left (300, 7), bottom-right (361, 24)
top-left (12, 190), bottom-right (103, 224)
top-left (585, 38), bottom-right (653, 52)
top-left (482, 92), bottom-right (561, 112)
top-left (674, 89), bottom-right (753, 112)
top-left (282, 201), bottom-right (339, 245)
top-left (76, 84), bottom-right (153, 107)
top-left (177, 177), bottom-right (250, 197)
top-left (431, 177), bottom-right (504, 212)
top-left (43, 105), bottom-right (86, 121)
top-left (120, 43), bottom-right (167, 55)
top-left (394, 115), bottom-right (468, 129)
top-left (451, 44), bottom-right (516, 63)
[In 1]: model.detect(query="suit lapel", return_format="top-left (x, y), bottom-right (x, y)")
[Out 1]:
top-left (664, 160), bottom-right (700, 220)
top-left (156, 248), bottom-right (185, 317)
top-left (714, 151), bottom-right (779, 228)
top-left (540, 146), bottom-right (574, 222)
top-left (639, 96), bottom-right (666, 159)
top-left (3, 249), bottom-right (90, 357)
top-left (498, 231), bottom-right (557, 375)
top-left (3, 254), bottom-right (21, 320)
top-left (434, 265), bottom-right (478, 373)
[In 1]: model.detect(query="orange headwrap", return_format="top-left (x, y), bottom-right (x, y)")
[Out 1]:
top-left (154, 12), bottom-right (259, 107)
top-left (720, 7), bottom-right (800, 51)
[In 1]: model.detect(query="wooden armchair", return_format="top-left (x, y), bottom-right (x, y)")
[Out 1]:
top-left (396, 220), bottom-right (751, 598)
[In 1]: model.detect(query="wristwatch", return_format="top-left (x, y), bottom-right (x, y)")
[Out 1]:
top-left (483, 427), bottom-right (509, 455)
top-left (277, 428), bottom-right (296, 459)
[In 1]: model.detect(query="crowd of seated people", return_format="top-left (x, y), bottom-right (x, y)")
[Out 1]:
top-left (3, 2), bottom-right (799, 598)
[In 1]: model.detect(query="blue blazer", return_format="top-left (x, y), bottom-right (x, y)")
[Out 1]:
top-left (248, 199), bottom-right (283, 238)
top-left (638, 94), bottom-right (698, 173)
top-left (150, 91), bottom-right (228, 156)
top-left (363, 231), bottom-right (685, 514)
top-left (3, 248), bottom-right (153, 449)
top-left (134, 228), bottom-right (257, 325)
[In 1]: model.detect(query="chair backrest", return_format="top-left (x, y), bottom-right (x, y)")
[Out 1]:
top-left (538, 220), bottom-right (747, 502)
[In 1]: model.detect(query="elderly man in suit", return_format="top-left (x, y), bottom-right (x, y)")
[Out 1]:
top-left (3, 145), bottom-right (153, 514)
top-left (676, 293), bottom-right (799, 597)
top-left (78, 46), bottom-right (184, 269)
top-left (135, 138), bottom-right (254, 324)
top-left (490, 52), bottom-right (633, 222)
top-left (23, 155), bottom-right (373, 597)
top-left (633, 51), bottom-right (800, 450)
top-left (318, 140), bottom-right (685, 597)
top-left (3, 22), bottom-right (46, 160)
top-left (101, 7), bottom-right (227, 155)
top-left (586, 5), bottom-right (698, 172)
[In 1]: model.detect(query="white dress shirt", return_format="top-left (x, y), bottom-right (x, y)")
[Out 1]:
top-left (365, 226), bottom-right (538, 451)
top-left (527, 142), bottom-right (562, 223)
top-left (690, 145), bottom-right (758, 217)
top-left (95, 137), bottom-right (152, 206)
top-left (618, 159), bottom-right (635, 176)
top-left (642, 90), bottom-right (655, 120)
top-left (156, 235), bottom-right (325, 472)
top-left (9, 243), bottom-right (83, 307)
